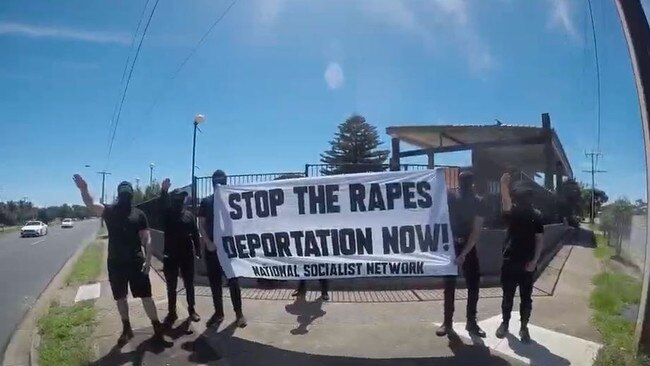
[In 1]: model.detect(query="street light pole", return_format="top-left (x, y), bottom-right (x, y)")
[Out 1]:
top-left (149, 163), bottom-right (155, 186)
top-left (191, 114), bottom-right (205, 212)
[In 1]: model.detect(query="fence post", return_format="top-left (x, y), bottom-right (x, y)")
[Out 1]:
top-left (191, 176), bottom-right (197, 214)
top-left (304, 164), bottom-right (310, 177)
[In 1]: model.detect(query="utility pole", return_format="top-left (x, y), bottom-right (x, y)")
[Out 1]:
top-left (582, 151), bottom-right (606, 223)
top-left (615, 0), bottom-right (650, 356)
top-left (97, 171), bottom-right (111, 205)
top-left (135, 178), bottom-right (140, 190)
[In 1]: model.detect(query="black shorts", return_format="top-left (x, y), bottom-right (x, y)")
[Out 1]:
top-left (107, 261), bottom-right (152, 300)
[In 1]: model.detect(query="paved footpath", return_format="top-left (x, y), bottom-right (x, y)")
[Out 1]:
top-left (88, 231), bottom-right (602, 366)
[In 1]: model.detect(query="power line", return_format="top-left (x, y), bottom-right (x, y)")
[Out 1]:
top-left (106, 0), bottom-right (152, 143)
top-left (106, 0), bottom-right (161, 163)
top-left (145, 0), bottom-right (239, 116)
top-left (587, 0), bottom-right (602, 151)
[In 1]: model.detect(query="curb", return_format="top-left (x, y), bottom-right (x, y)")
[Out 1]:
top-left (2, 223), bottom-right (100, 366)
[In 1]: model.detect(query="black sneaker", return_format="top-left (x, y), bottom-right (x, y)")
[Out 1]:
top-left (151, 321), bottom-right (173, 347)
top-left (163, 312), bottom-right (178, 327)
top-left (235, 315), bottom-right (248, 328)
top-left (321, 292), bottom-right (330, 301)
top-left (519, 326), bottom-right (531, 343)
top-left (291, 289), bottom-right (306, 297)
top-left (116, 327), bottom-right (134, 347)
top-left (466, 321), bottom-right (486, 338)
top-left (188, 309), bottom-right (201, 322)
top-left (435, 323), bottom-right (454, 337)
top-left (206, 313), bottom-right (224, 327)
top-left (495, 322), bottom-right (509, 339)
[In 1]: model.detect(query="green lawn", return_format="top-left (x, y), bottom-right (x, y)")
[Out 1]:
top-left (38, 301), bottom-right (96, 366)
top-left (66, 240), bottom-right (104, 286)
top-left (591, 233), bottom-right (648, 366)
top-left (0, 225), bottom-right (20, 237)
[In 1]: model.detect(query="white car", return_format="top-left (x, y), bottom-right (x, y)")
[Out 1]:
top-left (21, 221), bottom-right (48, 237)
top-left (61, 218), bottom-right (74, 228)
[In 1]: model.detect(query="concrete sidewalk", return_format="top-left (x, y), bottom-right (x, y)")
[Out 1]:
top-left (87, 230), bottom-right (602, 365)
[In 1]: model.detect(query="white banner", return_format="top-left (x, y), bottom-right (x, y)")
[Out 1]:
top-left (213, 169), bottom-right (457, 279)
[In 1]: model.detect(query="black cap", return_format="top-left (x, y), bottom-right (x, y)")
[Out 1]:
top-left (117, 181), bottom-right (133, 194)
top-left (170, 188), bottom-right (188, 198)
top-left (212, 170), bottom-right (226, 180)
top-left (511, 180), bottom-right (535, 194)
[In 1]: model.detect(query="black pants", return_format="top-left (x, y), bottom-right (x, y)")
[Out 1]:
top-left (163, 254), bottom-right (195, 314)
top-left (443, 247), bottom-right (480, 324)
top-left (500, 260), bottom-right (534, 324)
top-left (205, 250), bottom-right (243, 317)
top-left (296, 279), bottom-right (329, 294)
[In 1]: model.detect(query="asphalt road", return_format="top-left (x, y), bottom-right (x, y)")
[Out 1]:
top-left (0, 219), bottom-right (100, 355)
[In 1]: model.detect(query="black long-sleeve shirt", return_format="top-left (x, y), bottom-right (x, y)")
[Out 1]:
top-left (159, 190), bottom-right (201, 258)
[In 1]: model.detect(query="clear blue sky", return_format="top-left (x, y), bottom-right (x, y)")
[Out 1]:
top-left (0, 0), bottom-right (647, 206)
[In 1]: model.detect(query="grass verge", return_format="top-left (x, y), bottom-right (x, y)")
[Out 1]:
top-left (37, 301), bottom-right (96, 366)
top-left (66, 240), bottom-right (104, 286)
top-left (590, 233), bottom-right (648, 366)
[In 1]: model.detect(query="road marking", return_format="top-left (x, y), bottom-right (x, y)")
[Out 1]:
top-left (75, 283), bottom-right (101, 303)
top-left (437, 312), bottom-right (601, 366)
top-left (30, 238), bottom-right (46, 246)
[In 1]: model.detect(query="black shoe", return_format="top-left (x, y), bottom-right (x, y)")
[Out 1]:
top-left (435, 323), bottom-right (454, 337)
top-left (235, 315), bottom-right (248, 328)
top-left (151, 321), bottom-right (173, 347)
top-left (495, 322), bottom-right (509, 339)
top-left (116, 327), bottom-right (134, 347)
top-left (163, 312), bottom-right (178, 327)
top-left (519, 326), bottom-right (531, 343)
top-left (466, 321), bottom-right (486, 338)
top-left (188, 309), bottom-right (201, 322)
top-left (292, 289), bottom-right (306, 297)
top-left (321, 292), bottom-right (330, 301)
top-left (206, 313), bottom-right (224, 327)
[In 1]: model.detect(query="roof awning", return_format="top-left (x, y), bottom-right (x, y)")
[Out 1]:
top-left (386, 124), bottom-right (573, 178)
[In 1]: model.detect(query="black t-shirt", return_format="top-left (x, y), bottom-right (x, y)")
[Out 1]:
top-left (448, 192), bottom-right (486, 243)
top-left (503, 205), bottom-right (544, 263)
top-left (160, 192), bottom-right (201, 257)
top-left (102, 205), bottom-right (148, 263)
top-left (198, 195), bottom-right (214, 241)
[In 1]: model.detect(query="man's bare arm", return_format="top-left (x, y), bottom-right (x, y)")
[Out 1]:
top-left (198, 217), bottom-right (216, 251)
top-left (73, 175), bottom-right (104, 216)
top-left (139, 229), bottom-right (152, 271)
top-left (459, 216), bottom-right (485, 257)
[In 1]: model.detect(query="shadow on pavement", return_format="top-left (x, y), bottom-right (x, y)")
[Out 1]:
top-left (90, 321), bottom-right (522, 366)
top-left (284, 297), bottom-right (326, 335)
top-left (89, 329), bottom-right (171, 366)
top-left (565, 228), bottom-right (596, 248)
top-left (505, 333), bottom-right (570, 366)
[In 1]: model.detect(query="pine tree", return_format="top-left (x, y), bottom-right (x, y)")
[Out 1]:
top-left (320, 115), bottom-right (389, 175)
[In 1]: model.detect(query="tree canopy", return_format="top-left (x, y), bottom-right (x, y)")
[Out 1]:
top-left (320, 115), bottom-right (389, 175)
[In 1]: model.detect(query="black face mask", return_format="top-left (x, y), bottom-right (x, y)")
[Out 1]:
top-left (117, 192), bottom-right (133, 207)
top-left (171, 197), bottom-right (184, 212)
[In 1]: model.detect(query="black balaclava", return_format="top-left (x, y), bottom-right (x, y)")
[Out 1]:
top-left (116, 181), bottom-right (134, 208)
top-left (512, 181), bottom-right (534, 208)
top-left (170, 190), bottom-right (186, 213)
top-left (212, 169), bottom-right (227, 189)
top-left (458, 171), bottom-right (474, 198)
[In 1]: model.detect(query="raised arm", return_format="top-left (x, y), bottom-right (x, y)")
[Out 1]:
top-left (159, 178), bottom-right (171, 213)
top-left (73, 174), bottom-right (104, 217)
top-left (500, 173), bottom-right (513, 213)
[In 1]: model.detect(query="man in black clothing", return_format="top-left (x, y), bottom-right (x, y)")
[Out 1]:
top-left (495, 173), bottom-right (544, 343)
top-left (73, 175), bottom-right (168, 346)
top-left (198, 170), bottom-right (247, 328)
top-left (436, 171), bottom-right (486, 338)
top-left (159, 178), bottom-right (201, 326)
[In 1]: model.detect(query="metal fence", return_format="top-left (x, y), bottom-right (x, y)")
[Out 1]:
top-left (193, 172), bottom-right (306, 201)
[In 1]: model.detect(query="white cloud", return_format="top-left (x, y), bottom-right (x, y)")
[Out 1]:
top-left (324, 62), bottom-right (344, 90)
top-left (0, 21), bottom-right (129, 45)
top-left (547, 0), bottom-right (578, 39)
